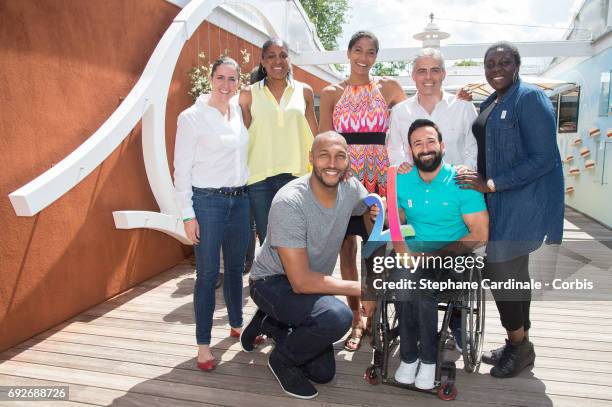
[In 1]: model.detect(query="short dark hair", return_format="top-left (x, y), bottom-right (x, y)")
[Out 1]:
top-left (348, 30), bottom-right (379, 53)
top-left (210, 56), bottom-right (240, 76)
top-left (407, 119), bottom-right (442, 145)
top-left (484, 41), bottom-right (521, 66)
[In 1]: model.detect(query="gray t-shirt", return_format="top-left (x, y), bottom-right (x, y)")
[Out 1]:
top-left (250, 174), bottom-right (369, 280)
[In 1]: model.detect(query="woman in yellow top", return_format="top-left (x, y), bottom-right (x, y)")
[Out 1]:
top-left (239, 38), bottom-right (318, 242)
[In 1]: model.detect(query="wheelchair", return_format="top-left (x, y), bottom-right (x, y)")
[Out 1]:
top-left (362, 250), bottom-right (486, 401)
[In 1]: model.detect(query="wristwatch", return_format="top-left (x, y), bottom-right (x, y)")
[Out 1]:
top-left (486, 178), bottom-right (496, 193)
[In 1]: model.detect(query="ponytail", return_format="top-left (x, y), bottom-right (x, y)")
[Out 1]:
top-left (254, 63), bottom-right (267, 82)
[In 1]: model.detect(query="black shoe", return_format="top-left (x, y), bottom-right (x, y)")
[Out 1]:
top-left (482, 344), bottom-right (506, 365)
top-left (215, 273), bottom-right (223, 289)
top-left (268, 350), bottom-right (318, 399)
top-left (261, 316), bottom-right (291, 345)
top-left (240, 309), bottom-right (265, 352)
top-left (490, 338), bottom-right (535, 378)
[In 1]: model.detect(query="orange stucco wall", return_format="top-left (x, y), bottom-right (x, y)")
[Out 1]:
top-left (0, 0), bottom-right (329, 352)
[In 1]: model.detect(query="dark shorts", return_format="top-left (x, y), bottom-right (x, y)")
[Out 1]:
top-left (345, 215), bottom-right (369, 241)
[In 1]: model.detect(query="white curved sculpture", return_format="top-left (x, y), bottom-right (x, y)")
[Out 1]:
top-left (8, 0), bottom-right (278, 244)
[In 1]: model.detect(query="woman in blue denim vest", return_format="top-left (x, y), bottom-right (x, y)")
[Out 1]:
top-left (174, 57), bottom-right (261, 372)
top-left (456, 42), bottom-right (564, 378)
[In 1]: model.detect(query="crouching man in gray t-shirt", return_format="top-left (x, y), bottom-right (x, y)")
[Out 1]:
top-left (239, 131), bottom-right (370, 399)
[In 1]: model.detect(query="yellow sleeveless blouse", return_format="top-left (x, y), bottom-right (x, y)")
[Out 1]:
top-left (247, 79), bottom-right (313, 185)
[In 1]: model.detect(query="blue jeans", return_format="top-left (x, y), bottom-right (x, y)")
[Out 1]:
top-left (249, 173), bottom-right (296, 242)
top-left (398, 265), bottom-right (468, 364)
top-left (250, 275), bottom-right (352, 382)
top-left (245, 212), bottom-right (256, 265)
top-left (397, 266), bottom-right (440, 365)
top-left (192, 187), bottom-right (250, 345)
top-left (398, 292), bottom-right (438, 364)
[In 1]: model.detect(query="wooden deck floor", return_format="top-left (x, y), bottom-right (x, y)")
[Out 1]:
top-left (1, 207), bottom-right (612, 407)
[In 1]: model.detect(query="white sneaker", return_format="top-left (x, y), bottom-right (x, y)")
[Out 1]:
top-left (394, 360), bottom-right (419, 384)
top-left (415, 362), bottom-right (436, 389)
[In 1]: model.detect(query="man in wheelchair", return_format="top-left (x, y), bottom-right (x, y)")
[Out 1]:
top-left (369, 119), bottom-right (488, 390)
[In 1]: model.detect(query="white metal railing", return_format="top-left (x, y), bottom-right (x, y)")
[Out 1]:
top-left (8, 0), bottom-right (276, 244)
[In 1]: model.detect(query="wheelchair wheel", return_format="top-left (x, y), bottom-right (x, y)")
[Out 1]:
top-left (438, 383), bottom-right (458, 401)
top-left (369, 297), bottom-right (399, 380)
top-left (364, 366), bottom-right (381, 385)
top-left (461, 264), bottom-right (485, 373)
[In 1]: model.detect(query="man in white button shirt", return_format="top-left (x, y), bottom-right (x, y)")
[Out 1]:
top-left (386, 48), bottom-right (478, 352)
top-left (387, 48), bottom-right (478, 170)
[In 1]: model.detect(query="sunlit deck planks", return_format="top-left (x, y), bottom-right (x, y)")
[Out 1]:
top-left (1, 207), bottom-right (611, 407)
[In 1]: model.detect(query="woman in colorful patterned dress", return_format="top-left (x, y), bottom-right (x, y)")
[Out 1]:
top-left (319, 31), bottom-right (406, 351)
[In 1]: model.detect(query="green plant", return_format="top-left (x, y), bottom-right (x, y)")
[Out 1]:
top-left (188, 49), bottom-right (251, 101)
top-left (299, 0), bottom-right (349, 50)
top-left (372, 61), bottom-right (408, 76)
top-left (453, 59), bottom-right (480, 67)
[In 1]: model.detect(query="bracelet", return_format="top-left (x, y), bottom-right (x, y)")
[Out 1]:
top-left (183, 217), bottom-right (194, 222)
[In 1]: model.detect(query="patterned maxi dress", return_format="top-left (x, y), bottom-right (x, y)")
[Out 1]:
top-left (333, 80), bottom-right (390, 197)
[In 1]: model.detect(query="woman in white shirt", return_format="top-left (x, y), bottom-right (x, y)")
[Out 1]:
top-left (174, 57), bottom-right (260, 372)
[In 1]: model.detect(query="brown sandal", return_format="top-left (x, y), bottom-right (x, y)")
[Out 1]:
top-left (343, 326), bottom-right (365, 352)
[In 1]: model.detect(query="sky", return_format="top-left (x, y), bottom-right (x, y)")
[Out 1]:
top-left (337, 0), bottom-right (585, 51)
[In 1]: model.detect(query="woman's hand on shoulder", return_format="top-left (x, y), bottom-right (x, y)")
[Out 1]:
top-left (454, 169), bottom-right (489, 193)
top-left (456, 87), bottom-right (473, 102)
top-left (397, 161), bottom-right (413, 174)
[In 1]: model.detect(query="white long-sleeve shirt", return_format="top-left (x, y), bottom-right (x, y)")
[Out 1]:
top-left (173, 94), bottom-right (249, 219)
top-left (387, 91), bottom-right (478, 169)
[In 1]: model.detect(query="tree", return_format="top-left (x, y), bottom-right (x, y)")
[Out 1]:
top-left (372, 61), bottom-right (408, 76)
top-left (454, 59), bottom-right (480, 67)
top-left (299, 0), bottom-right (349, 50)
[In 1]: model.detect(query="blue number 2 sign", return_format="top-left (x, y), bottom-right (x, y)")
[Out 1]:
top-left (362, 166), bottom-right (414, 258)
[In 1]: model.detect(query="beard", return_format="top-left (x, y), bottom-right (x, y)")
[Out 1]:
top-left (312, 166), bottom-right (345, 188)
top-left (413, 150), bottom-right (443, 172)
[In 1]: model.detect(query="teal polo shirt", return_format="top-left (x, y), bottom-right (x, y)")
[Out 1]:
top-left (396, 162), bottom-right (486, 252)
